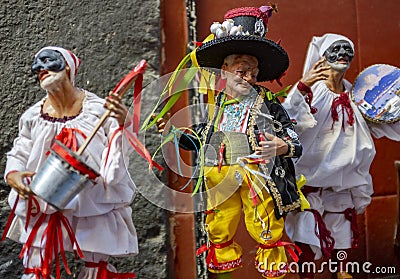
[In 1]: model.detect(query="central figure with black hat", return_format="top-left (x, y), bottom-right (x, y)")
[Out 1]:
top-left (153, 4), bottom-right (305, 279)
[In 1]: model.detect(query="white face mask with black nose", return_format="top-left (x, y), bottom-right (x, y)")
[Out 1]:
top-left (324, 40), bottom-right (354, 72)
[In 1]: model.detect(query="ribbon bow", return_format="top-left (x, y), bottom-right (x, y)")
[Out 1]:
top-left (196, 239), bottom-right (234, 266)
top-left (331, 92), bottom-right (354, 130)
top-left (258, 240), bottom-right (302, 262)
top-left (24, 267), bottom-right (46, 279)
top-left (54, 127), bottom-right (87, 152)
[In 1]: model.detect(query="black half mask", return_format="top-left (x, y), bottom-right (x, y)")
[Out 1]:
top-left (324, 40), bottom-right (354, 63)
top-left (31, 49), bottom-right (66, 75)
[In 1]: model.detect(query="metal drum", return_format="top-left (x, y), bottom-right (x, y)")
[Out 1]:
top-left (352, 64), bottom-right (400, 123)
top-left (30, 141), bottom-right (99, 210)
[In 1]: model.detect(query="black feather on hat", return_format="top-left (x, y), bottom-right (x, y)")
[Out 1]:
top-left (195, 5), bottom-right (289, 82)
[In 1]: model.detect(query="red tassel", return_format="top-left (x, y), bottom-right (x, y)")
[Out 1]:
top-left (344, 208), bottom-right (360, 248)
top-left (244, 172), bottom-right (258, 206)
top-left (330, 92), bottom-right (354, 130)
top-left (306, 209), bottom-right (335, 259)
top-left (218, 143), bottom-right (225, 173)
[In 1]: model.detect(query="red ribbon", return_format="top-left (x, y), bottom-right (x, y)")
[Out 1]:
top-left (111, 59), bottom-right (147, 135)
top-left (52, 128), bottom-right (99, 179)
top-left (331, 92), bottom-right (354, 130)
top-left (306, 208), bottom-right (335, 259)
top-left (343, 208), bottom-right (360, 249)
top-left (1, 195), bottom-right (20, 241)
top-left (193, 41), bottom-right (203, 47)
top-left (196, 239), bottom-right (234, 266)
top-left (131, 74), bottom-right (143, 135)
top-left (54, 127), bottom-right (87, 152)
top-left (51, 141), bottom-right (99, 180)
top-left (103, 122), bottom-right (163, 174)
top-left (103, 60), bottom-right (163, 171)
top-left (103, 126), bottom-right (123, 171)
top-left (1, 196), bottom-right (19, 241)
top-left (85, 261), bottom-right (136, 278)
top-left (244, 172), bottom-right (259, 207)
top-left (19, 212), bottom-right (46, 269)
top-left (25, 195), bottom-right (40, 231)
top-left (258, 240), bottom-right (302, 262)
top-left (2, 179), bottom-right (41, 240)
top-left (24, 267), bottom-right (47, 279)
top-left (19, 211), bottom-right (83, 279)
top-left (297, 82), bottom-right (318, 114)
top-left (123, 128), bottom-right (164, 171)
top-left (218, 142), bottom-right (225, 173)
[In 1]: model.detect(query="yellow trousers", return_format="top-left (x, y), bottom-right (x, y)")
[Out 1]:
top-left (203, 164), bottom-right (289, 278)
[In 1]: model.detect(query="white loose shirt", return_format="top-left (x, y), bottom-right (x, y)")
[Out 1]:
top-left (5, 90), bottom-right (138, 256)
top-left (282, 80), bottom-right (400, 213)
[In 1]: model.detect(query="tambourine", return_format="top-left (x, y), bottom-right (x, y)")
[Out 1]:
top-left (351, 64), bottom-right (400, 123)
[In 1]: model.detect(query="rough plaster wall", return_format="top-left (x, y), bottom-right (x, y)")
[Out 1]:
top-left (0, 0), bottom-right (167, 278)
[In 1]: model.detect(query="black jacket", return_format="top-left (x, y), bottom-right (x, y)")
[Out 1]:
top-left (179, 85), bottom-right (302, 219)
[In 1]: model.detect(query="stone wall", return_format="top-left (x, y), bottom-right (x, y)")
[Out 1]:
top-left (0, 0), bottom-right (167, 278)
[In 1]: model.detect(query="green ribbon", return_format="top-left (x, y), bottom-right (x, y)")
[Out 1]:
top-left (264, 85), bottom-right (292, 103)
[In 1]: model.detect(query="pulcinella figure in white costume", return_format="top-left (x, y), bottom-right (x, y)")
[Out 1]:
top-left (282, 33), bottom-right (400, 279)
top-left (3, 46), bottom-right (138, 278)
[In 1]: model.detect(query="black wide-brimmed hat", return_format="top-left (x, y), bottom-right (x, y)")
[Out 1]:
top-left (196, 5), bottom-right (289, 82)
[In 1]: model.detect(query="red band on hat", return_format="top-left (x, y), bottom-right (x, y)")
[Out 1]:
top-left (224, 6), bottom-right (270, 26)
top-left (67, 50), bottom-right (80, 76)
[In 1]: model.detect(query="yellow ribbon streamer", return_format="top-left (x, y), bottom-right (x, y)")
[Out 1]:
top-left (296, 174), bottom-right (310, 211)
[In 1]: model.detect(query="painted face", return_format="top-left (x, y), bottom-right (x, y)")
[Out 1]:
top-left (31, 49), bottom-right (66, 75)
top-left (221, 54), bottom-right (259, 98)
top-left (324, 40), bottom-right (354, 72)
